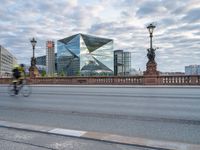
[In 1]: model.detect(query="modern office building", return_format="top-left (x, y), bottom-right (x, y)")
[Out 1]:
top-left (0, 45), bottom-right (17, 77)
top-left (123, 52), bottom-right (131, 75)
top-left (114, 50), bottom-right (131, 76)
top-left (57, 33), bottom-right (114, 76)
top-left (36, 55), bottom-right (46, 66)
top-left (36, 53), bottom-right (57, 72)
top-left (46, 41), bottom-right (55, 75)
top-left (185, 65), bottom-right (200, 75)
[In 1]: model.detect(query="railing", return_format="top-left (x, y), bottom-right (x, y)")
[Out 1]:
top-left (159, 75), bottom-right (200, 85)
top-left (0, 75), bottom-right (200, 85)
top-left (29, 76), bottom-right (144, 85)
top-left (0, 76), bottom-right (144, 85)
top-left (0, 78), bottom-right (12, 84)
top-left (94, 76), bottom-right (143, 84)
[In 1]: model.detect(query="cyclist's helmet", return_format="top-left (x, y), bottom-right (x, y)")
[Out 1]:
top-left (20, 64), bottom-right (25, 68)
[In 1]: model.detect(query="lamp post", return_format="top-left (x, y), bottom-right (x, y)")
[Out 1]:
top-left (147, 23), bottom-right (156, 62)
top-left (30, 38), bottom-right (37, 67)
top-left (31, 38), bottom-right (37, 59)
top-left (29, 37), bottom-right (39, 78)
top-left (144, 23), bottom-right (159, 77)
top-left (147, 23), bottom-right (155, 50)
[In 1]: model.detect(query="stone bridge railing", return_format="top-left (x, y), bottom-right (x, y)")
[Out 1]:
top-left (159, 75), bottom-right (200, 85)
top-left (29, 76), bottom-right (144, 85)
top-left (0, 75), bottom-right (200, 85)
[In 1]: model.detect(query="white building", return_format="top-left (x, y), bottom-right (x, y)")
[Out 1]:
top-left (46, 41), bottom-right (55, 75)
top-left (0, 45), bottom-right (17, 77)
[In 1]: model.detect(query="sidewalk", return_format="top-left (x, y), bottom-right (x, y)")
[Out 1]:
top-left (0, 120), bottom-right (199, 150)
top-left (0, 125), bottom-right (153, 150)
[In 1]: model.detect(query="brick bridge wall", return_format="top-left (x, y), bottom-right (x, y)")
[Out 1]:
top-left (0, 75), bottom-right (200, 85)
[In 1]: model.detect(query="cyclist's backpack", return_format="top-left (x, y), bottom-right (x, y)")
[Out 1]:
top-left (12, 68), bottom-right (20, 78)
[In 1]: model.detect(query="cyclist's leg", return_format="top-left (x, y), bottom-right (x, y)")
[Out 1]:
top-left (17, 79), bottom-right (23, 91)
top-left (13, 81), bottom-right (18, 95)
top-left (19, 79), bottom-right (23, 85)
top-left (15, 77), bottom-right (21, 95)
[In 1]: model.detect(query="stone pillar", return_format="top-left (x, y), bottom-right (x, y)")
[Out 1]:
top-left (29, 66), bottom-right (39, 78)
top-left (29, 56), bottom-right (39, 78)
top-left (143, 61), bottom-right (159, 85)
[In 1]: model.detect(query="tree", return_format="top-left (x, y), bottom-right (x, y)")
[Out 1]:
top-left (59, 70), bottom-right (66, 77)
top-left (41, 69), bottom-right (46, 77)
top-left (76, 70), bottom-right (80, 76)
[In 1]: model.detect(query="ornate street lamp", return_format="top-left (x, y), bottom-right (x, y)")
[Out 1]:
top-left (29, 37), bottom-right (39, 78)
top-left (147, 23), bottom-right (155, 50)
top-left (30, 37), bottom-right (37, 59)
top-left (144, 23), bottom-right (159, 76)
top-left (30, 38), bottom-right (37, 67)
top-left (146, 24), bottom-right (156, 63)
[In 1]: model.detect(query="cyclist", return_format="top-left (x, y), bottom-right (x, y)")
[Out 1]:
top-left (12, 64), bottom-right (26, 95)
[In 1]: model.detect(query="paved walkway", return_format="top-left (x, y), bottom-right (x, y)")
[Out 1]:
top-left (0, 120), bottom-right (199, 150)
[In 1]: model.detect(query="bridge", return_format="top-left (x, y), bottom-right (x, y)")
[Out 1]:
top-left (0, 83), bottom-right (200, 149)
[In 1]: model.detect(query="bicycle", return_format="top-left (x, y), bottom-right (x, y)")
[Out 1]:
top-left (8, 78), bottom-right (31, 97)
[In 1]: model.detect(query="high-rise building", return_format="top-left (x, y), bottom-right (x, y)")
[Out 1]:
top-left (36, 53), bottom-right (57, 72)
top-left (57, 33), bottom-right (114, 76)
top-left (123, 52), bottom-right (131, 75)
top-left (46, 41), bottom-right (55, 75)
top-left (185, 65), bottom-right (200, 75)
top-left (0, 45), bottom-right (17, 77)
top-left (114, 50), bottom-right (131, 76)
top-left (36, 55), bottom-right (46, 66)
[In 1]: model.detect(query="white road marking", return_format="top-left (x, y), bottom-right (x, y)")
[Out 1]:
top-left (49, 128), bottom-right (86, 137)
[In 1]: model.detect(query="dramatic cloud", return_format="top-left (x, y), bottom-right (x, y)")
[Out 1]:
top-left (0, 0), bottom-right (200, 72)
top-left (182, 8), bottom-right (200, 22)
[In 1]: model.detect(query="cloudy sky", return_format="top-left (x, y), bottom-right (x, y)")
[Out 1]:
top-left (1, 0), bottom-right (200, 72)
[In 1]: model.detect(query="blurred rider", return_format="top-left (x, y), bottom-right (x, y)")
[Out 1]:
top-left (12, 64), bottom-right (25, 95)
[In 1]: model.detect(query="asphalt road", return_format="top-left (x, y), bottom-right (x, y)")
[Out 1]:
top-left (0, 85), bottom-right (200, 145)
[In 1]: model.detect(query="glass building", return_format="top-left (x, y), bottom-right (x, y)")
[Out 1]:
top-left (57, 34), bottom-right (114, 76)
top-left (36, 55), bottom-right (46, 66)
top-left (114, 50), bottom-right (131, 76)
top-left (185, 65), bottom-right (200, 75)
top-left (36, 53), bottom-right (57, 72)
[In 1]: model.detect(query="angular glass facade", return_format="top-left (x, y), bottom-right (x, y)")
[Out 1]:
top-left (57, 34), bottom-right (113, 76)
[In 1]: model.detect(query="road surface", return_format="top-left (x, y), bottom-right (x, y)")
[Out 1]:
top-left (0, 85), bottom-right (200, 149)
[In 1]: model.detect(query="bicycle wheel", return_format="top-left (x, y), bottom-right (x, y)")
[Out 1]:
top-left (8, 84), bottom-right (15, 96)
top-left (21, 84), bottom-right (31, 97)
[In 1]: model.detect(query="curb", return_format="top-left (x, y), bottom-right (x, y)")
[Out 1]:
top-left (0, 120), bottom-right (199, 150)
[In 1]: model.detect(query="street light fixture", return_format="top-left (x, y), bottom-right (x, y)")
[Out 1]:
top-left (143, 23), bottom-right (159, 76)
top-left (147, 23), bottom-right (156, 50)
top-left (30, 38), bottom-right (37, 58)
top-left (147, 23), bottom-right (156, 35)
top-left (146, 23), bottom-right (156, 62)
top-left (29, 37), bottom-right (39, 78)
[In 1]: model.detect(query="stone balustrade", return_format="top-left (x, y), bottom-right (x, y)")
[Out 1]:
top-left (28, 76), bottom-right (144, 85)
top-left (159, 75), bottom-right (200, 85)
top-left (0, 75), bottom-right (200, 85)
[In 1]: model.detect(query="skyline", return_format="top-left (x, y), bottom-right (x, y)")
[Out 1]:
top-left (0, 0), bottom-right (200, 72)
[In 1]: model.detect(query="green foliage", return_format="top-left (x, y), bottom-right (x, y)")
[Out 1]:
top-left (41, 69), bottom-right (46, 77)
top-left (59, 70), bottom-right (66, 77)
top-left (76, 70), bottom-right (80, 76)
